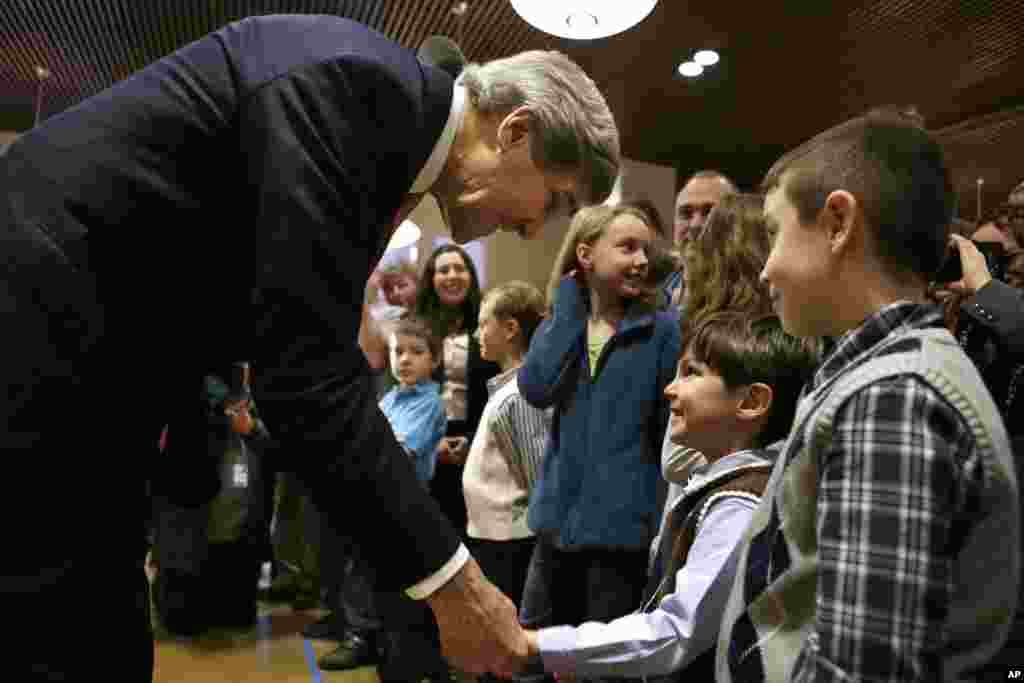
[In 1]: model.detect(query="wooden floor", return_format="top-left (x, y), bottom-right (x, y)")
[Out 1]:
top-left (154, 604), bottom-right (383, 683)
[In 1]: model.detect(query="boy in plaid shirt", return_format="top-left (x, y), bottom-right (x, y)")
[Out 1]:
top-left (717, 111), bottom-right (1019, 681)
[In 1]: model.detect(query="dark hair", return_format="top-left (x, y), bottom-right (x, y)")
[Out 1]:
top-left (762, 110), bottom-right (955, 282)
top-left (484, 280), bottom-right (547, 347)
top-left (392, 316), bottom-right (442, 361)
top-left (415, 243), bottom-right (483, 341)
top-left (684, 313), bottom-right (821, 448)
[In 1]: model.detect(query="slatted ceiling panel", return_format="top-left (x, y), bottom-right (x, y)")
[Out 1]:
top-left (937, 107), bottom-right (1024, 216)
top-left (1, 1), bottom-right (1021, 213)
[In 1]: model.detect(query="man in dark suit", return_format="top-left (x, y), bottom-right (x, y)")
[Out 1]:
top-left (0, 14), bottom-right (618, 680)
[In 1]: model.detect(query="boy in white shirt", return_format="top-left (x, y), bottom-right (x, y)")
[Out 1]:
top-left (463, 281), bottom-right (551, 606)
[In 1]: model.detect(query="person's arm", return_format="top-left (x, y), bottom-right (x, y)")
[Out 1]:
top-left (518, 276), bottom-right (587, 409)
top-left (960, 280), bottom-right (1024, 357)
top-left (794, 378), bottom-right (974, 680)
top-left (490, 394), bottom-right (550, 494)
top-left (947, 234), bottom-right (1024, 357)
top-left (661, 426), bottom-right (705, 485)
top-left (529, 498), bottom-right (757, 678)
top-left (653, 319), bottom-right (683, 455)
top-left (359, 301), bottom-right (390, 370)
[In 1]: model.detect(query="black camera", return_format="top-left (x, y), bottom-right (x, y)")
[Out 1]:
top-left (934, 240), bottom-right (1007, 283)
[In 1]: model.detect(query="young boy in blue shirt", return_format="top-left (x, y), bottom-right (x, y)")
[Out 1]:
top-left (320, 316), bottom-right (448, 675)
top-left (378, 316), bottom-right (448, 486)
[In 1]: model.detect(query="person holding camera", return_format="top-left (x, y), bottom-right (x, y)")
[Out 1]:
top-left (936, 232), bottom-right (1024, 429)
top-left (934, 229), bottom-right (1024, 676)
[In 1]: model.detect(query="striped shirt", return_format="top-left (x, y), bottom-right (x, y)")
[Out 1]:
top-left (463, 366), bottom-right (551, 540)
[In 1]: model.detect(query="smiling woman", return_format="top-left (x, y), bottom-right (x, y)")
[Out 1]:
top-left (414, 243), bottom-right (500, 533)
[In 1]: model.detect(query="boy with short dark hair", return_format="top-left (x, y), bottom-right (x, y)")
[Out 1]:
top-left (519, 313), bottom-right (819, 680)
top-left (319, 316), bottom-right (447, 674)
top-left (717, 111), bottom-right (1019, 682)
top-left (379, 316), bottom-right (447, 485)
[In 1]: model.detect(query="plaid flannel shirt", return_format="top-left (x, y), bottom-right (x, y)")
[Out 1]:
top-left (722, 301), bottom-right (1016, 682)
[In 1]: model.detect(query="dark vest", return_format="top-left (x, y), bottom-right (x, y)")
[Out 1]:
top-left (644, 457), bottom-right (772, 683)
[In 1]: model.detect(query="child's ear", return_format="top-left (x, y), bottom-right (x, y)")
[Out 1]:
top-left (501, 317), bottom-right (521, 344)
top-left (576, 242), bottom-right (593, 272)
top-left (737, 383), bottom-right (772, 422)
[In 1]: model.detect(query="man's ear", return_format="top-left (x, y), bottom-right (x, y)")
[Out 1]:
top-left (497, 106), bottom-right (532, 151)
top-left (737, 382), bottom-right (772, 422)
top-left (822, 190), bottom-right (860, 256)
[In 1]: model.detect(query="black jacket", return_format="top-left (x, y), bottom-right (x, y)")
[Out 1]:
top-left (1, 15), bottom-right (459, 593)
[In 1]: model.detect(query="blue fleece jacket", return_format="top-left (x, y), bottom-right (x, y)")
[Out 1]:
top-left (519, 276), bottom-right (681, 550)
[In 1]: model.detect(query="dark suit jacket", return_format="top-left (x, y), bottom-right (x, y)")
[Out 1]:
top-left (1, 15), bottom-right (459, 593)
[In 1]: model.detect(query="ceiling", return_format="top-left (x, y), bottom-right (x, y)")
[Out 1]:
top-left (2, 0), bottom-right (1022, 219)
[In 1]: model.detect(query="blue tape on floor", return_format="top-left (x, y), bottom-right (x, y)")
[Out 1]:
top-left (303, 638), bottom-right (322, 683)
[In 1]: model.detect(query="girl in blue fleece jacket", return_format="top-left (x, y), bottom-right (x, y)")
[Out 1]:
top-left (517, 204), bottom-right (681, 640)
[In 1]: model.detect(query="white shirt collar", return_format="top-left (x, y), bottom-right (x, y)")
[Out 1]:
top-left (409, 84), bottom-right (466, 194)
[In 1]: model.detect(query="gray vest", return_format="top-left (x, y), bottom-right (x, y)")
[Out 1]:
top-left (718, 326), bottom-right (1019, 682)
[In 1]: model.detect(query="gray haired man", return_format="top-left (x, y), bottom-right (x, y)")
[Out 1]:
top-left (0, 14), bottom-right (618, 680)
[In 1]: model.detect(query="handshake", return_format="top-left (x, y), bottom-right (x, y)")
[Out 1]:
top-left (425, 557), bottom-right (548, 678)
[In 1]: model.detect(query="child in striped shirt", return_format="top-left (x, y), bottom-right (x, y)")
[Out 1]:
top-left (462, 280), bottom-right (551, 607)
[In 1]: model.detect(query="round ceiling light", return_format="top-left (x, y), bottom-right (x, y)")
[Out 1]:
top-left (694, 50), bottom-right (720, 66)
top-left (510, 0), bottom-right (659, 40)
top-left (386, 220), bottom-right (422, 251)
top-left (678, 61), bottom-right (703, 77)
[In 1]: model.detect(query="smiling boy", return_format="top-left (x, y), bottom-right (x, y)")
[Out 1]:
top-left (717, 111), bottom-right (1019, 682)
top-left (519, 313), bottom-right (819, 680)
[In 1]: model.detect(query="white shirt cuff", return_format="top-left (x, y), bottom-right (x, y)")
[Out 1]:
top-left (405, 543), bottom-right (470, 600)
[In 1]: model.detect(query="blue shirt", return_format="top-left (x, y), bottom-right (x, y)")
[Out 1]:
top-left (379, 380), bottom-right (447, 485)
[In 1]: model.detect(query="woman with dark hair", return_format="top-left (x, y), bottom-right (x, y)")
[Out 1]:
top-left (415, 243), bottom-right (500, 532)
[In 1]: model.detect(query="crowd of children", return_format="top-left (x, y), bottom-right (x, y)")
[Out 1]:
top-left (148, 108), bottom-right (1023, 683)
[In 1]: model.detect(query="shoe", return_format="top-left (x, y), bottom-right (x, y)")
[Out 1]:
top-left (302, 614), bottom-right (343, 641)
top-left (317, 630), bottom-right (379, 671)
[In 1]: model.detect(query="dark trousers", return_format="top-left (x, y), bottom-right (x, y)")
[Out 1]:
top-left (431, 461), bottom-right (467, 534)
top-left (519, 538), bottom-right (649, 683)
top-left (333, 543), bottom-right (383, 635)
top-left (153, 539), bottom-right (262, 635)
top-left (520, 538), bottom-right (649, 628)
top-left (374, 588), bottom-right (448, 683)
top-left (467, 535), bottom-right (536, 608)
top-left (10, 568), bottom-right (153, 681)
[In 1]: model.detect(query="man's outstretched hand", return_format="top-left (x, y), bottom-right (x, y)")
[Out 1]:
top-left (426, 557), bottom-right (530, 677)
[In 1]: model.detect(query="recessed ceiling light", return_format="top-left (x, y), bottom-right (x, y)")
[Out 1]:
top-left (34, 65), bottom-right (51, 79)
top-left (694, 50), bottom-right (720, 67)
top-left (510, 1), bottom-right (659, 40)
top-left (678, 61), bottom-right (703, 77)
